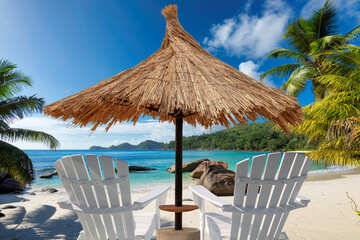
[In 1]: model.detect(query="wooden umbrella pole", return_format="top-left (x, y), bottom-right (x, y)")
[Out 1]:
top-left (175, 117), bottom-right (183, 230)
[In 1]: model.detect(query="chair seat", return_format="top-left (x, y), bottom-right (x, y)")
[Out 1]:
top-left (206, 212), bottom-right (232, 238)
top-left (205, 212), bottom-right (288, 240)
top-left (134, 212), bottom-right (156, 238)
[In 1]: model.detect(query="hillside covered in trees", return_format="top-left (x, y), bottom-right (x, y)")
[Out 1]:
top-left (162, 122), bottom-right (318, 151)
top-left (90, 140), bottom-right (165, 150)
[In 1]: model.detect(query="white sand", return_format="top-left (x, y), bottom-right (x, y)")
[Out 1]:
top-left (1, 172), bottom-right (360, 240)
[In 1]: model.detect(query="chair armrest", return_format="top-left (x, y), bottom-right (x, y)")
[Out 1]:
top-left (189, 185), bottom-right (232, 211)
top-left (133, 185), bottom-right (170, 210)
top-left (57, 196), bottom-right (72, 210)
top-left (295, 194), bottom-right (310, 207)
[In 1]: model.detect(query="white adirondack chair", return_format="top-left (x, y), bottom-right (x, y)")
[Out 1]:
top-left (189, 152), bottom-right (312, 240)
top-left (54, 154), bottom-right (170, 240)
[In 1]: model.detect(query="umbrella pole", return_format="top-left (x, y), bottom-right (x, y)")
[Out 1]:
top-left (175, 117), bottom-right (183, 230)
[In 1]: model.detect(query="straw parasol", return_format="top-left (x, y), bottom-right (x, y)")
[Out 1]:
top-left (44, 5), bottom-right (303, 230)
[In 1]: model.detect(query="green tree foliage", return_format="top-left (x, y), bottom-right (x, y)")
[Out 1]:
top-left (295, 46), bottom-right (360, 166)
top-left (163, 122), bottom-right (318, 151)
top-left (0, 59), bottom-right (59, 183)
top-left (261, 0), bottom-right (360, 101)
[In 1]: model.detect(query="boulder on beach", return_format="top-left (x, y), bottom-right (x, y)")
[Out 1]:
top-left (0, 177), bottom-right (25, 193)
top-left (190, 161), bottom-right (228, 179)
top-left (166, 159), bottom-right (210, 173)
top-left (41, 187), bottom-right (58, 193)
top-left (115, 166), bottom-right (157, 173)
top-left (129, 166), bottom-right (156, 172)
top-left (200, 165), bottom-right (235, 196)
top-left (40, 173), bottom-right (54, 179)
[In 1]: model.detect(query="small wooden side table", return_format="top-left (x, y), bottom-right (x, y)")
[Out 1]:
top-left (157, 204), bottom-right (200, 240)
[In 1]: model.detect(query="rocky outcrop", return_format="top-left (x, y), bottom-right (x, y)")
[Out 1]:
top-left (40, 171), bottom-right (59, 179)
top-left (40, 173), bottom-right (54, 179)
top-left (166, 159), bottom-right (210, 173)
top-left (200, 165), bottom-right (235, 196)
top-left (129, 166), bottom-right (156, 172)
top-left (190, 161), bottom-right (228, 179)
top-left (115, 166), bottom-right (157, 173)
top-left (0, 177), bottom-right (25, 193)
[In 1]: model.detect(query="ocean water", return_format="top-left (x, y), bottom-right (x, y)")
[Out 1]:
top-left (25, 150), bottom-right (348, 189)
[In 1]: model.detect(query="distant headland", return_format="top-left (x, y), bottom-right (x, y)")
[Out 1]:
top-left (89, 122), bottom-right (317, 151)
top-left (89, 140), bottom-right (165, 150)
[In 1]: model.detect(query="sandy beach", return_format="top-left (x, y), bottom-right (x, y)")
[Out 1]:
top-left (1, 170), bottom-right (360, 240)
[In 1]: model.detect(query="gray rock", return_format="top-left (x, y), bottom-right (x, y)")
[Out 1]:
top-left (40, 173), bottom-right (54, 179)
top-left (20, 199), bottom-right (29, 202)
top-left (115, 166), bottom-right (157, 173)
top-left (0, 178), bottom-right (25, 193)
top-left (0, 212), bottom-right (5, 218)
top-left (191, 161), bottom-right (228, 179)
top-left (200, 165), bottom-right (235, 196)
top-left (41, 187), bottom-right (58, 193)
top-left (129, 166), bottom-right (156, 172)
top-left (166, 159), bottom-right (210, 173)
top-left (29, 192), bottom-right (36, 195)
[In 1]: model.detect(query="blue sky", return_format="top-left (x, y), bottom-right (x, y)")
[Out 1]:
top-left (2, 0), bottom-right (360, 149)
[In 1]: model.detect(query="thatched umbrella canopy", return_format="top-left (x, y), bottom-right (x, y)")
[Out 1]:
top-left (44, 5), bottom-right (303, 230)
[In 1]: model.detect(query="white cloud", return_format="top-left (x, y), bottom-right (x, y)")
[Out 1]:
top-left (239, 61), bottom-right (261, 79)
top-left (203, 0), bottom-right (292, 58)
top-left (239, 60), bottom-right (276, 87)
top-left (7, 117), bottom-right (225, 149)
top-left (301, 0), bottom-right (360, 24)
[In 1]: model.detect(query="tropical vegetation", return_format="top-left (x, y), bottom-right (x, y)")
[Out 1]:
top-left (295, 46), bottom-right (360, 166)
top-left (163, 122), bottom-right (318, 151)
top-left (260, 0), bottom-right (360, 101)
top-left (0, 59), bottom-right (59, 183)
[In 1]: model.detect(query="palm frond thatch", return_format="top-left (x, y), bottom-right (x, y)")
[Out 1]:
top-left (44, 5), bottom-right (303, 133)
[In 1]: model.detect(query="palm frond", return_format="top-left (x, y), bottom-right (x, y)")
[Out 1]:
top-left (306, 147), bottom-right (360, 166)
top-left (294, 118), bottom-right (329, 142)
top-left (0, 140), bottom-right (34, 183)
top-left (310, 0), bottom-right (338, 38)
top-left (281, 65), bottom-right (316, 96)
top-left (266, 48), bottom-right (309, 62)
top-left (0, 59), bottom-right (16, 74)
top-left (283, 19), bottom-right (313, 53)
top-left (260, 63), bottom-right (301, 80)
top-left (327, 117), bottom-right (360, 145)
top-left (310, 35), bottom-right (345, 55)
top-left (0, 128), bottom-right (60, 150)
top-left (0, 95), bottom-right (44, 123)
top-left (0, 59), bottom-right (32, 98)
top-left (344, 25), bottom-right (360, 42)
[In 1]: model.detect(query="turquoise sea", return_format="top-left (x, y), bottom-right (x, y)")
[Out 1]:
top-left (26, 150), bottom-right (349, 189)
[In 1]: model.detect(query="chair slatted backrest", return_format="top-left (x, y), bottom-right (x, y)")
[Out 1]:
top-left (230, 153), bottom-right (312, 240)
top-left (54, 154), bottom-right (135, 240)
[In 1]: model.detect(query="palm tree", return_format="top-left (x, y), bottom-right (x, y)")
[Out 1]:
top-left (0, 59), bottom-right (59, 183)
top-left (295, 46), bottom-right (360, 166)
top-left (260, 0), bottom-right (360, 101)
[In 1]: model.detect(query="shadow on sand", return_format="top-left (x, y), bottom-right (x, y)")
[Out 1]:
top-left (0, 204), bottom-right (82, 239)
